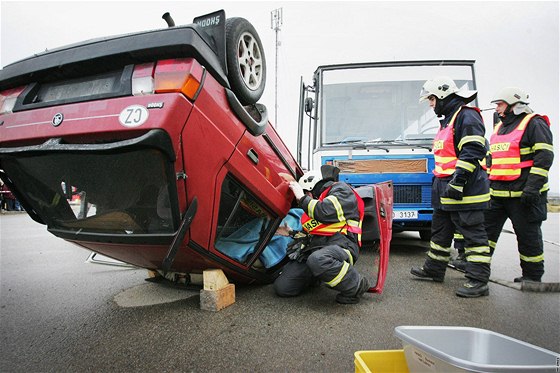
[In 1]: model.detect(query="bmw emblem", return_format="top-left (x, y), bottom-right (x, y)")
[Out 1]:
top-left (52, 113), bottom-right (64, 127)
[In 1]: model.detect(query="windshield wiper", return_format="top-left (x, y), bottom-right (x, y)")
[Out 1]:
top-left (323, 139), bottom-right (366, 145)
top-left (367, 139), bottom-right (432, 151)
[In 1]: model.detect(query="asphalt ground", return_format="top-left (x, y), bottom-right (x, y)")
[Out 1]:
top-left (1, 212), bottom-right (559, 372)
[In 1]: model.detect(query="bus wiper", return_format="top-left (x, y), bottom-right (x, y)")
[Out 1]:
top-left (366, 139), bottom-right (403, 144)
top-left (352, 141), bottom-right (389, 152)
top-left (323, 139), bottom-right (366, 145)
top-left (367, 139), bottom-right (432, 151)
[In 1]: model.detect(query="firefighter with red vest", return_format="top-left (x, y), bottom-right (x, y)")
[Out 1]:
top-left (486, 87), bottom-right (554, 282)
top-left (411, 76), bottom-right (492, 298)
top-left (274, 165), bottom-right (370, 304)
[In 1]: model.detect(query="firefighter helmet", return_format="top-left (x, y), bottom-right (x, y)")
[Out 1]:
top-left (298, 170), bottom-right (323, 191)
top-left (491, 87), bottom-right (530, 105)
top-left (419, 76), bottom-right (477, 103)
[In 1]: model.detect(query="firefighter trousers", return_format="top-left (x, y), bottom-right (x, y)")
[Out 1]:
top-left (424, 208), bottom-right (491, 283)
top-left (485, 197), bottom-right (546, 281)
top-left (273, 245), bottom-right (362, 297)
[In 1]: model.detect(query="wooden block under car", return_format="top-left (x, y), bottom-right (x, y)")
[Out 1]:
top-left (200, 269), bottom-right (235, 311)
top-left (200, 283), bottom-right (236, 311)
top-left (203, 269), bottom-right (230, 290)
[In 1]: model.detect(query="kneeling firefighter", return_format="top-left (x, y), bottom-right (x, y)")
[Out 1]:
top-left (274, 165), bottom-right (370, 304)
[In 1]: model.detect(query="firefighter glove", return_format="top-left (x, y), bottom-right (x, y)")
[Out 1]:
top-left (289, 181), bottom-right (305, 201)
top-left (520, 189), bottom-right (540, 206)
top-left (444, 173), bottom-right (467, 200)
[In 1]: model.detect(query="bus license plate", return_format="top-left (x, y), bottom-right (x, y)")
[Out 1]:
top-left (393, 210), bottom-right (418, 220)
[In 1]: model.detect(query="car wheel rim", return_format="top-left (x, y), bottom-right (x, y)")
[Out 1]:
top-left (237, 32), bottom-right (263, 91)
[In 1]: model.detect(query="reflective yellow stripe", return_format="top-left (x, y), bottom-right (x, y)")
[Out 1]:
top-left (488, 240), bottom-right (497, 249)
top-left (344, 249), bottom-right (354, 266)
top-left (441, 193), bottom-right (490, 205)
top-left (520, 147), bottom-right (533, 155)
top-left (491, 157), bottom-right (520, 165)
top-left (465, 246), bottom-right (490, 254)
top-left (467, 255), bottom-right (492, 264)
top-left (490, 189), bottom-right (519, 197)
top-left (325, 261), bottom-right (350, 287)
top-left (428, 251), bottom-right (450, 262)
top-left (430, 241), bottom-right (450, 253)
top-left (434, 165), bottom-right (455, 175)
top-left (518, 113), bottom-right (537, 131)
top-left (534, 143), bottom-right (554, 152)
top-left (449, 183), bottom-right (463, 192)
top-left (489, 168), bottom-right (521, 176)
top-left (540, 183), bottom-right (549, 192)
top-left (490, 189), bottom-right (531, 198)
top-left (325, 195), bottom-right (344, 222)
top-left (458, 135), bottom-right (486, 150)
top-left (316, 226), bottom-right (347, 233)
top-left (456, 160), bottom-right (476, 172)
top-left (519, 253), bottom-right (544, 263)
top-left (347, 220), bottom-right (360, 228)
top-left (530, 167), bottom-right (548, 177)
top-left (454, 233), bottom-right (464, 240)
top-left (308, 199), bottom-right (318, 219)
top-left (434, 155), bottom-right (457, 163)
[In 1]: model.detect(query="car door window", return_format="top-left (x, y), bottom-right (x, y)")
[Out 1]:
top-left (214, 176), bottom-right (275, 266)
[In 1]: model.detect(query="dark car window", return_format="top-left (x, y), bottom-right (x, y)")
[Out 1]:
top-left (1, 149), bottom-right (176, 234)
top-left (214, 176), bottom-right (275, 266)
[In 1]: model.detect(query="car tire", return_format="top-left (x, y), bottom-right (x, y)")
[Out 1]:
top-left (225, 17), bottom-right (266, 105)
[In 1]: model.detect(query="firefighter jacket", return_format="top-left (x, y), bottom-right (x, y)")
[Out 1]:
top-left (488, 112), bottom-right (554, 197)
top-left (298, 181), bottom-right (363, 260)
top-left (432, 97), bottom-right (490, 211)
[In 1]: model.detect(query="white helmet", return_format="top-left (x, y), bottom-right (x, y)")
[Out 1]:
top-left (491, 87), bottom-right (529, 105)
top-left (419, 76), bottom-right (477, 103)
top-left (298, 170), bottom-right (323, 191)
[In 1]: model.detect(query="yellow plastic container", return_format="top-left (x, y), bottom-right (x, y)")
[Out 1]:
top-left (354, 349), bottom-right (410, 373)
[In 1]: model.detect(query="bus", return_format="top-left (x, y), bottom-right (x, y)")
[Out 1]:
top-left (297, 60), bottom-right (478, 240)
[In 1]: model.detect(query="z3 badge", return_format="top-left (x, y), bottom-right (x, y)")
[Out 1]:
top-left (119, 105), bottom-right (149, 127)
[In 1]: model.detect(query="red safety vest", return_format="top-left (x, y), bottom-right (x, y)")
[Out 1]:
top-left (301, 185), bottom-right (365, 246)
top-left (489, 113), bottom-right (537, 181)
top-left (433, 109), bottom-right (462, 177)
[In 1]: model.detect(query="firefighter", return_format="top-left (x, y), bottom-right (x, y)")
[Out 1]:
top-left (486, 87), bottom-right (554, 282)
top-left (274, 165), bottom-right (370, 304)
top-left (411, 76), bottom-right (492, 298)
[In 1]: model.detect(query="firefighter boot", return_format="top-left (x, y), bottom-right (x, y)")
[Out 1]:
top-left (336, 277), bottom-right (370, 304)
top-left (449, 253), bottom-right (467, 272)
top-left (455, 279), bottom-right (489, 298)
top-left (410, 267), bottom-right (444, 282)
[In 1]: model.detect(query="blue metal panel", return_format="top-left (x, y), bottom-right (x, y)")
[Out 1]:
top-left (321, 153), bottom-right (435, 231)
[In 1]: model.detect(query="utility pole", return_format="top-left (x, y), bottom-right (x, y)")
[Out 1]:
top-left (270, 8), bottom-right (282, 129)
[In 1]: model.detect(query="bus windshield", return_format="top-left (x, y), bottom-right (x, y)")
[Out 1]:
top-left (319, 64), bottom-right (476, 146)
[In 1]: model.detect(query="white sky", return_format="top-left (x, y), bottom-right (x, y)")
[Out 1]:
top-left (1, 0), bottom-right (559, 193)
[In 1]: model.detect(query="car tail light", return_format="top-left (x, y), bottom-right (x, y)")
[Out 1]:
top-left (154, 58), bottom-right (204, 101)
top-left (132, 63), bottom-right (156, 96)
top-left (0, 86), bottom-right (26, 115)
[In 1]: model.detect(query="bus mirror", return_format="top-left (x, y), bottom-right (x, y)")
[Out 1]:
top-left (304, 97), bottom-right (314, 114)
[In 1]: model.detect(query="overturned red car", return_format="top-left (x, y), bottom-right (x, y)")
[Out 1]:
top-left (0, 10), bottom-right (392, 290)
